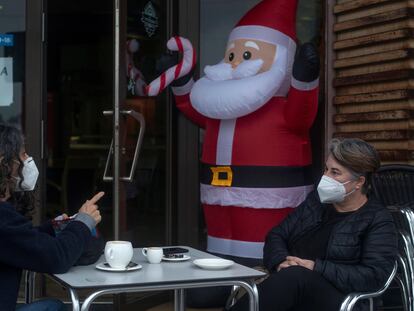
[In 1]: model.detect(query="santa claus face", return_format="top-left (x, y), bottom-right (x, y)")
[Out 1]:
top-left (224, 39), bottom-right (276, 73)
top-left (190, 39), bottom-right (289, 120)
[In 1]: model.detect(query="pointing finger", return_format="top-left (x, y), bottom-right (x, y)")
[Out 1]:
top-left (88, 192), bottom-right (105, 205)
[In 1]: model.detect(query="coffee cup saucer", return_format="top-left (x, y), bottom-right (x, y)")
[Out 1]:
top-left (96, 261), bottom-right (142, 272)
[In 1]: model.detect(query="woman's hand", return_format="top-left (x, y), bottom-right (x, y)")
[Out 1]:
top-left (277, 259), bottom-right (298, 272)
top-left (78, 192), bottom-right (105, 225)
top-left (277, 256), bottom-right (315, 271)
top-left (286, 256), bottom-right (315, 270)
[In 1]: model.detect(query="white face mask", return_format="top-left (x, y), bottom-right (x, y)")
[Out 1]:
top-left (15, 157), bottom-right (39, 191)
top-left (317, 175), bottom-right (355, 203)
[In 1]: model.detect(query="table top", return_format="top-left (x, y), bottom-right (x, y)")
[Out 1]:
top-left (50, 247), bottom-right (266, 290)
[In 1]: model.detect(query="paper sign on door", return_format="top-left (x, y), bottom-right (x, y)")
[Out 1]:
top-left (0, 57), bottom-right (13, 107)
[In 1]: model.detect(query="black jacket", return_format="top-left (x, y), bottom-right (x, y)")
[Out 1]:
top-left (0, 202), bottom-right (92, 311)
top-left (264, 191), bottom-right (397, 294)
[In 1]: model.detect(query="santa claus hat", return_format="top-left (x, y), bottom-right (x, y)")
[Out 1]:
top-left (229, 0), bottom-right (297, 49)
top-left (228, 0), bottom-right (298, 96)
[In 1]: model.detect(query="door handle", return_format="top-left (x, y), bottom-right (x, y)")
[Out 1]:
top-left (103, 110), bottom-right (146, 182)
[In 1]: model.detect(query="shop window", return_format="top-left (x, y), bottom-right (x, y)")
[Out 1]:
top-left (0, 0), bottom-right (25, 126)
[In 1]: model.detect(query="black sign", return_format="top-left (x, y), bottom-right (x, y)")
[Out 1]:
top-left (140, 1), bottom-right (159, 38)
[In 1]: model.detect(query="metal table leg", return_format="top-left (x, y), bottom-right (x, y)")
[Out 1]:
top-left (243, 281), bottom-right (259, 311)
top-left (174, 289), bottom-right (186, 311)
top-left (69, 288), bottom-right (81, 311)
top-left (24, 271), bottom-right (36, 304)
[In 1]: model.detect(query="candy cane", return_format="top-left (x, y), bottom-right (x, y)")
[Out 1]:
top-left (146, 36), bottom-right (196, 96)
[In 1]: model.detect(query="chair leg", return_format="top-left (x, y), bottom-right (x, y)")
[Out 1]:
top-left (339, 296), bottom-right (353, 311)
top-left (395, 275), bottom-right (410, 311)
top-left (400, 208), bottom-right (414, 311)
top-left (369, 298), bottom-right (373, 311)
top-left (24, 271), bottom-right (35, 304)
top-left (399, 233), bottom-right (414, 311)
top-left (397, 255), bottom-right (411, 311)
top-left (225, 285), bottom-right (241, 310)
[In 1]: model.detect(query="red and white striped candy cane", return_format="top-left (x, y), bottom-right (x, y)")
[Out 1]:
top-left (146, 36), bottom-right (196, 96)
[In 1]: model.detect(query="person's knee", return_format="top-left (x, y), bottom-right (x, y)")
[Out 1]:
top-left (283, 266), bottom-right (328, 289)
top-left (269, 266), bottom-right (318, 290)
top-left (17, 299), bottom-right (66, 311)
top-left (277, 265), bottom-right (311, 279)
top-left (45, 299), bottom-right (66, 311)
top-left (259, 266), bottom-right (310, 295)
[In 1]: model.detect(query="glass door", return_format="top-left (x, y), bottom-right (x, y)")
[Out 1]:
top-left (0, 0), bottom-right (45, 304)
top-left (44, 0), bottom-right (175, 306)
top-left (113, 0), bottom-right (173, 246)
top-left (45, 0), bottom-right (173, 248)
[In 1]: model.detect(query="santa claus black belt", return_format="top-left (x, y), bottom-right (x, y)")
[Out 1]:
top-left (200, 163), bottom-right (313, 188)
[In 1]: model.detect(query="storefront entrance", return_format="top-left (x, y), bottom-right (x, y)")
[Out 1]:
top-left (46, 0), bottom-right (174, 249)
top-left (1, 0), bottom-right (325, 308)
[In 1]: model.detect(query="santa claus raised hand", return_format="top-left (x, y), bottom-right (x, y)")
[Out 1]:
top-left (147, 0), bottom-right (319, 263)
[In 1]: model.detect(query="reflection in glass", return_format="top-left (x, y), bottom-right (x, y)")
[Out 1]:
top-left (45, 0), bottom-right (169, 250)
top-left (1, 0), bottom-right (27, 303)
top-left (46, 1), bottom-right (114, 249)
top-left (0, 0), bottom-right (25, 126)
top-left (297, 0), bottom-right (323, 45)
top-left (122, 0), bottom-right (168, 247)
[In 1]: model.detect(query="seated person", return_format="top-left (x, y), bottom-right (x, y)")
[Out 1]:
top-left (231, 138), bottom-right (397, 311)
top-left (0, 124), bottom-right (104, 311)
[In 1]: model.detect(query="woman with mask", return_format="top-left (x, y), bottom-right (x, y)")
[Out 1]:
top-left (0, 124), bottom-right (104, 311)
top-left (231, 138), bottom-right (397, 311)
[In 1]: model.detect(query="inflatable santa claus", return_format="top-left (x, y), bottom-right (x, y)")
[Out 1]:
top-left (148, 0), bottom-right (319, 262)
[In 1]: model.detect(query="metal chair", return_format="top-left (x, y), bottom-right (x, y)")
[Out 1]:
top-left (371, 164), bottom-right (414, 311)
top-left (339, 261), bottom-right (398, 311)
top-left (225, 164), bottom-right (413, 311)
top-left (225, 262), bottom-right (399, 311)
top-left (24, 270), bottom-right (36, 304)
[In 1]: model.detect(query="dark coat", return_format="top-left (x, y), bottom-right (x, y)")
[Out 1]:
top-left (263, 191), bottom-right (397, 294)
top-left (0, 201), bottom-right (92, 311)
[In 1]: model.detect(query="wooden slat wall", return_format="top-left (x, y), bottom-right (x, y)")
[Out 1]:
top-left (333, 0), bottom-right (414, 164)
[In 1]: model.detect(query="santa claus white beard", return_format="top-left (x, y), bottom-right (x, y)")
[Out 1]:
top-left (203, 59), bottom-right (264, 81)
top-left (190, 46), bottom-right (288, 120)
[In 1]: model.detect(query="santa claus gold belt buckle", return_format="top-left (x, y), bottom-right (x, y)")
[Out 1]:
top-left (210, 166), bottom-right (233, 187)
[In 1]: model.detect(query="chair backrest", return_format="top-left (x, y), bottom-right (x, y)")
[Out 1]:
top-left (372, 164), bottom-right (414, 207)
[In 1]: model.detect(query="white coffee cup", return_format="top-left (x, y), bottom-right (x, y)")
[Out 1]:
top-left (104, 241), bottom-right (133, 269)
top-left (142, 247), bottom-right (163, 264)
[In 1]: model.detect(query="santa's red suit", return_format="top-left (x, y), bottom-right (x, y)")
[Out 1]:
top-left (172, 76), bottom-right (318, 258)
top-left (166, 0), bottom-right (319, 259)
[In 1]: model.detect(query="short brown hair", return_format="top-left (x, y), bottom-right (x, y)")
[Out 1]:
top-left (329, 138), bottom-right (380, 194)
